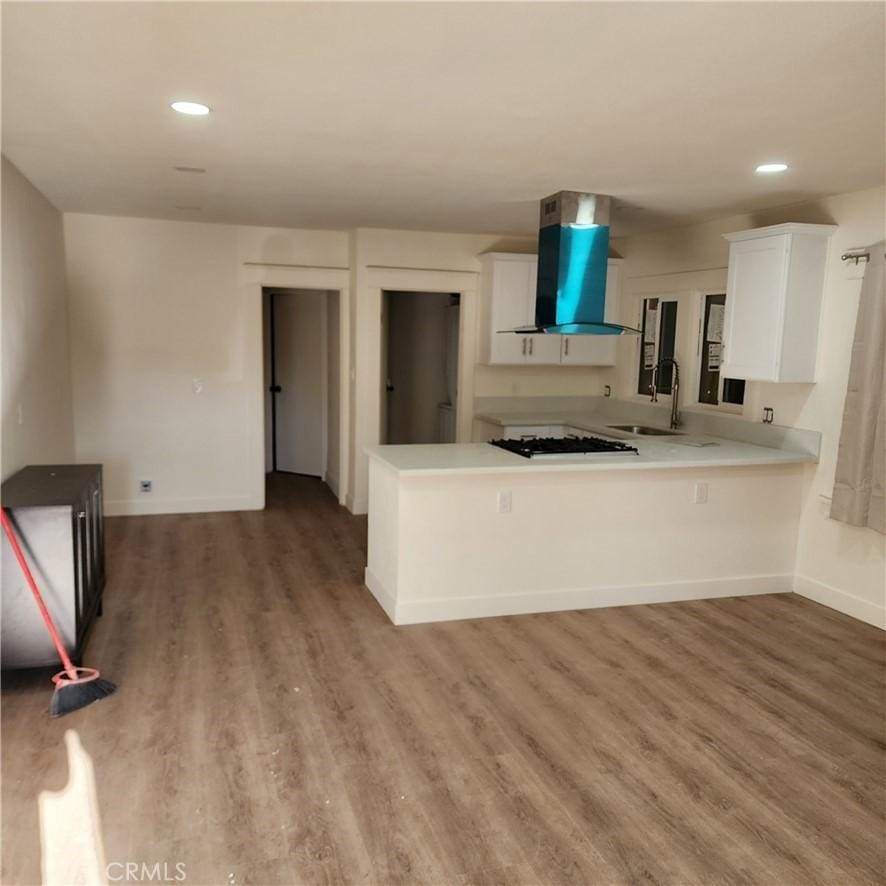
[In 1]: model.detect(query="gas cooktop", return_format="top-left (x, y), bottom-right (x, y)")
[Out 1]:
top-left (489, 435), bottom-right (639, 459)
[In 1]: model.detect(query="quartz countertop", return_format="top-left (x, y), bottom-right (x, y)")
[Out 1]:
top-left (366, 435), bottom-right (817, 477)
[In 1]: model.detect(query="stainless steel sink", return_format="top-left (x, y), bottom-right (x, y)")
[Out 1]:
top-left (607, 424), bottom-right (684, 436)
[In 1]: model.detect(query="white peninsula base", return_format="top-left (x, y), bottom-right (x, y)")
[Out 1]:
top-left (365, 442), bottom-right (812, 625)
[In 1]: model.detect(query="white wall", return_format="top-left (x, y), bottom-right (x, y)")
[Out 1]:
top-left (64, 214), bottom-right (348, 515)
top-left (63, 214), bottom-right (626, 515)
top-left (613, 186), bottom-right (886, 627)
top-left (1, 157), bottom-right (74, 479)
top-left (64, 216), bottom-right (544, 515)
top-left (348, 228), bottom-right (557, 513)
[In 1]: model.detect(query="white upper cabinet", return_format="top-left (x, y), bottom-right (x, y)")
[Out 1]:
top-left (721, 224), bottom-right (836, 382)
top-left (479, 253), bottom-right (621, 366)
top-left (483, 254), bottom-right (536, 365)
top-left (560, 260), bottom-right (622, 366)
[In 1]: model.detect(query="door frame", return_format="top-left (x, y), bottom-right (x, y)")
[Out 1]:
top-left (267, 288), bottom-right (329, 477)
top-left (367, 266), bottom-right (478, 450)
top-left (242, 264), bottom-right (350, 509)
top-left (380, 288), bottom-right (461, 445)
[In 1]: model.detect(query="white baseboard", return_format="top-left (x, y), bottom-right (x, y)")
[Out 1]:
top-left (346, 494), bottom-right (368, 515)
top-left (793, 574), bottom-right (886, 629)
top-left (105, 494), bottom-right (263, 517)
top-left (364, 571), bottom-right (792, 626)
top-left (325, 472), bottom-right (340, 501)
top-left (364, 568), bottom-right (398, 621)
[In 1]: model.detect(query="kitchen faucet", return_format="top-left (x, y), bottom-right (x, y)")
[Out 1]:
top-left (651, 357), bottom-right (681, 429)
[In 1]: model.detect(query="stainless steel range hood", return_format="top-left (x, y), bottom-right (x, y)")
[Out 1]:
top-left (511, 191), bottom-right (640, 336)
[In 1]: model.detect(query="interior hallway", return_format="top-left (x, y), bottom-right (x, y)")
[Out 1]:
top-left (2, 474), bottom-right (884, 885)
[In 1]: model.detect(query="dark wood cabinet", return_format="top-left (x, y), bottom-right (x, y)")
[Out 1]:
top-left (1, 465), bottom-right (105, 668)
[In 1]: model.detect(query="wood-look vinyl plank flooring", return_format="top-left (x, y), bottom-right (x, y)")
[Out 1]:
top-left (2, 473), bottom-right (883, 885)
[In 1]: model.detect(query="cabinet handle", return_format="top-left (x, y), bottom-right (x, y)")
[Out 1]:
top-left (529, 338), bottom-right (534, 356)
top-left (522, 337), bottom-right (527, 355)
top-left (564, 338), bottom-right (570, 356)
top-left (77, 511), bottom-right (86, 519)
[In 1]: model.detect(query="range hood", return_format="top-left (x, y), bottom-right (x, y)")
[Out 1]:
top-left (511, 191), bottom-right (640, 336)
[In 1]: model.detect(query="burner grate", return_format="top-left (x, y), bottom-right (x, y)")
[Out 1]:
top-left (489, 436), bottom-right (639, 459)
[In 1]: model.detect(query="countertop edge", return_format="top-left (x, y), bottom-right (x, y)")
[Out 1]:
top-left (365, 446), bottom-right (817, 477)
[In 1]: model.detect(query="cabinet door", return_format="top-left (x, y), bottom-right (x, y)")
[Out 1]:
top-left (72, 497), bottom-right (89, 649)
top-left (522, 257), bottom-right (561, 364)
top-left (559, 333), bottom-right (616, 365)
top-left (559, 261), bottom-right (620, 365)
top-left (489, 259), bottom-right (535, 364)
top-left (721, 236), bottom-right (788, 380)
top-left (525, 333), bottom-right (562, 364)
top-left (92, 473), bottom-right (105, 592)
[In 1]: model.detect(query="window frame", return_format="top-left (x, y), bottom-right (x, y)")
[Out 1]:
top-left (687, 290), bottom-right (745, 416)
top-left (631, 291), bottom-right (687, 407)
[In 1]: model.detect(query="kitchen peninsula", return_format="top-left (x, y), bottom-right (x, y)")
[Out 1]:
top-left (364, 417), bottom-right (818, 625)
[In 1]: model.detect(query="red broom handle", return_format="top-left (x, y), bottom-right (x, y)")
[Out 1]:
top-left (1, 507), bottom-right (78, 678)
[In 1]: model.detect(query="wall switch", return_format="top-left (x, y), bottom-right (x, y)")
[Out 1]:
top-left (497, 490), bottom-right (512, 513)
top-left (692, 482), bottom-right (708, 504)
top-left (139, 480), bottom-right (153, 493)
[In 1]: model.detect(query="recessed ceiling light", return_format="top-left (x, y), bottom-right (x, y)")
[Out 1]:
top-left (755, 163), bottom-right (788, 174)
top-left (171, 101), bottom-right (210, 116)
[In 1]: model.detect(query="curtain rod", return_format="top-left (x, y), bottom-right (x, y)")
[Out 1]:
top-left (841, 250), bottom-right (886, 264)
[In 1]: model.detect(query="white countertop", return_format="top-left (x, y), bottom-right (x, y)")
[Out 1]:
top-left (366, 434), bottom-right (817, 477)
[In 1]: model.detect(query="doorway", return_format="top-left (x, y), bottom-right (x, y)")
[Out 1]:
top-left (381, 291), bottom-right (459, 444)
top-left (264, 288), bottom-right (340, 484)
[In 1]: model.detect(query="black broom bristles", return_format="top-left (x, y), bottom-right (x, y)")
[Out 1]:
top-left (50, 677), bottom-right (117, 718)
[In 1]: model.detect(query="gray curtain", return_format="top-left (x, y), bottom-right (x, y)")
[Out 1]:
top-left (831, 243), bottom-right (885, 534)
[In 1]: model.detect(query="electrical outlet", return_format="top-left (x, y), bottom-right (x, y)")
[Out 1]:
top-left (692, 481), bottom-right (708, 504)
top-left (497, 490), bottom-right (512, 514)
top-left (139, 480), bottom-right (153, 493)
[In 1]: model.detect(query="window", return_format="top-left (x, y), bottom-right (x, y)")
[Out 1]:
top-left (637, 297), bottom-right (678, 396)
top-left (698, 293), bottom-right (745, 407)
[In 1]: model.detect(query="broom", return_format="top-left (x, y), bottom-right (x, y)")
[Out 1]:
top-left (1, 507), bottom-right (116, 717)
